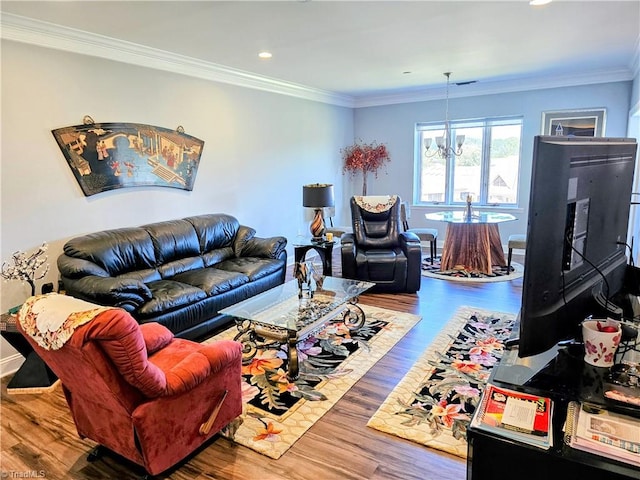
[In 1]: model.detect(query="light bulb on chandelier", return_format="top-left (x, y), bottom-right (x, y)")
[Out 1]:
top-left (424, 72), bottom-right (464, 159)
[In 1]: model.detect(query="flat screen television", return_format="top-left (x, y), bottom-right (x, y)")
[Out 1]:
top-left (494, 135), bottom-right (637, 386)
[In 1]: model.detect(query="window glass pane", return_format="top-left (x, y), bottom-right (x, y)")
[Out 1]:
top-left (415, 118), bottom-right (522, 206)
top-left (452, 126), bottom-right (483, 203)
top-left (420, 129), bottom-right (446, 202)
top-left (487, 124), bottom-right (521, 204)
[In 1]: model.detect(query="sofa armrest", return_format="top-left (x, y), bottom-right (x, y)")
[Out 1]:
top-left (241, 236), bottom-right (287, 259)
top-left (58, 254), bottom-right (111, 277)
top-left (139, 322), bottom-right (174, 354)
top-left (61, 275), bottom-right (152, 312)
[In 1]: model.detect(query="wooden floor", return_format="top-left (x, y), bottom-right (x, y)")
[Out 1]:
top-left (1, 253), bottom-right (524, 479)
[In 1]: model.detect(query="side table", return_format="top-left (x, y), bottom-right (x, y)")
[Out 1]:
top-left (293, 241), bottom-right (335, 276)
top-left (1, 312), bottom-right (59, 394)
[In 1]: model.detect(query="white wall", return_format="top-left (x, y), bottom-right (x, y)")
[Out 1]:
top-left (352, 81), bottom-right (635, 243)
top-left (0, 40), bottom-right (353, 372)
top-left (1, 39), bottom-right (636, 375)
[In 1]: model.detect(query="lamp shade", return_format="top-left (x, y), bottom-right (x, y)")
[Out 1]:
top-left (303, 183), bottom-right (334, 208)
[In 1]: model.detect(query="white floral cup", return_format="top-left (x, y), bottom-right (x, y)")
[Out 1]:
top-left (582, 319), bottom-right (622, 367)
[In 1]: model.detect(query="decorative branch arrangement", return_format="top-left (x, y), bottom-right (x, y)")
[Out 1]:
top-left (341, 141), bottom-right (390, 195)
top-left (1, 243), bottom-right (50, 297)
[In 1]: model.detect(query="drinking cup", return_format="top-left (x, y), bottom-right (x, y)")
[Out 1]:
top-left (582, 319), bottom-right (622, 367)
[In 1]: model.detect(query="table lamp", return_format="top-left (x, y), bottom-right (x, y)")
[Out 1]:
top-left (303, 183), bottom-right (334, 241)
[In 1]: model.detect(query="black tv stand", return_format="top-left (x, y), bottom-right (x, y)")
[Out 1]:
top-left (467, 350), bottom-right (639, 479)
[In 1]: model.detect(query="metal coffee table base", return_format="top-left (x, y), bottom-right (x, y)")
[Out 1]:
top-left (234, 301), bottom-right (366, 381)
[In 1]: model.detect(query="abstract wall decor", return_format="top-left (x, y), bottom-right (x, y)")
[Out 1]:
top-left (52, 121), bottom-right (204, 196)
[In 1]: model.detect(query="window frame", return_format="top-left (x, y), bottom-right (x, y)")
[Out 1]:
top-left (414, 116), bottom-right (523, 208)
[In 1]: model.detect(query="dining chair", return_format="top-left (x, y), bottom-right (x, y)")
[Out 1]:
top-left (507, 233), bottom-right (527, 272)
top-left (400, 201), bottom-right (438, 264)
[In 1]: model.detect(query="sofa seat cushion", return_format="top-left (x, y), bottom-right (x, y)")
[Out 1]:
top-left (138, 280), bottom-right (208, 317)
top-left (216, 257), bottom-right (284, 281)
top-left (173, 268), bottom-right (248, 296)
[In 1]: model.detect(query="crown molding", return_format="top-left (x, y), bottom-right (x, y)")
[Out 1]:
top-left (0, 13), bottom-right (355, 108)
top-left (1, 13), bottom-right (635, 111)
top-left (354, 68), bottom-right (636, 108)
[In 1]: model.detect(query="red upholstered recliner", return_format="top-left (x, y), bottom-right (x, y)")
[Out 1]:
top-left (16, 295), bottom-right (242, 477)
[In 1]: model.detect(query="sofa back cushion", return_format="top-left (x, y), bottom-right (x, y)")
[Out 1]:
top-left (62, 214), bottom-right (255, 280)
top-left (186, 214), bottom-right (238, 266)
top-left (63, 228), bottom-right (157, 276)
top-left (186, 214), bottom-right (238, 250)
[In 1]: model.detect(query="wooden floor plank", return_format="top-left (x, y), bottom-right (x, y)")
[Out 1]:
top-left (1, 252), bottom-right (524, 479)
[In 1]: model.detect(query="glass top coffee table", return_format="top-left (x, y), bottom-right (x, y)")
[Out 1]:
top-left (220, 277), bottom-right (374, 380)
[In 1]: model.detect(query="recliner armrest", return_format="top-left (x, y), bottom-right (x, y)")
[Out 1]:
top-left (399, 231), bottom-right (421, 252)
top-left (340, 233), bottom-right (357, 279)
top-left (163, 340), bottom-right (242, 396)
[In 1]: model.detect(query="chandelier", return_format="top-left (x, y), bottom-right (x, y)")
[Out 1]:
top-left (424, 72), bottom-right (465, 159)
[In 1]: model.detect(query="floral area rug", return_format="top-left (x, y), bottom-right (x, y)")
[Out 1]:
top-left (206, 304), bottom-right (420, 459)
top-left (367, 306), bottom-right (516, 458)
top-left (422, 257), bottom-right (524, 283)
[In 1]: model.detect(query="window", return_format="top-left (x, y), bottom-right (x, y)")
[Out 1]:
top-left (415, 117), bottom-right (522, 206)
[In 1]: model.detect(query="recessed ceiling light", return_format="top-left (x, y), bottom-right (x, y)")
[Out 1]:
top-left (529, 0), bottom-right (552, 5)
top-left (258, 51), bottom-right (272, 59)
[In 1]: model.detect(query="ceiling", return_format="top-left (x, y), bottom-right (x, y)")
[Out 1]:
top-left (1, 1), bottom-right (639, 106)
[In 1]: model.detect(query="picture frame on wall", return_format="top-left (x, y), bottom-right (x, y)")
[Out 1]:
top-left (541, 109), bottom-right (606, 137)
top-left (52, 122), bottom-right (204, 196)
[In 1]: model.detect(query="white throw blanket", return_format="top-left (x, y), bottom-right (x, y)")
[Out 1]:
top-left (18, 293), bottom-right (112, 350)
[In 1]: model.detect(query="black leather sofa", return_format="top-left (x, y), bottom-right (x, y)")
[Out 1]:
top-left (57, 214), bottom-right (287, 340)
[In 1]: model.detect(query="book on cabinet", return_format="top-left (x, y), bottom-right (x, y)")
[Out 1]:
top-left (471, 383), bottom-right (553, 450)
top-left (564, 401), bottom-right (640, 467)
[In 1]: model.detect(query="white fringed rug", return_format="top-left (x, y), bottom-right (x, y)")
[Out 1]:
top-left (206, 304), bottom-right (421, 459)
top-left (367, 306), bottom-right (517, 458)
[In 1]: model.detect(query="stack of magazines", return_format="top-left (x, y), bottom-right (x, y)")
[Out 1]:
top-left (564, 401), bottom-right (640, 467)
top-left (471, 383), bottom-right (553, 450)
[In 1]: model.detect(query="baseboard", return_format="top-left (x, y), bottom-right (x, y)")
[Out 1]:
top-left (1, 353), bottom-right (23, 378)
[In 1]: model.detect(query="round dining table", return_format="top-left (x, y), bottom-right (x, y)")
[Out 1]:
top-left (425, 211), bottom-right (517, 274)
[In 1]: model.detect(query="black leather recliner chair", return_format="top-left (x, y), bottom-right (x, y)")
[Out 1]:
top-left (341, 195), bottom-right (422, 293)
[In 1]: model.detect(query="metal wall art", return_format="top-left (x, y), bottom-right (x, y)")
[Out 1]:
top-left (52, 119), bottom-right (204, 196)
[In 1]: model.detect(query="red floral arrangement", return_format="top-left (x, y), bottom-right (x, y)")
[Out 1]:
top-left (341, 141), bottom-right (390, 195)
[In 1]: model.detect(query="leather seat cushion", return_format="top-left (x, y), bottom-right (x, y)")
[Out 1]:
top-left (356, 249), bottom-right (408, 282)
top-left (173, 268), bottom-right (248, 295)
top-left (139, 280), bottom-right (208, 316)
top-left (143, 219), bottom-right (201, 264)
